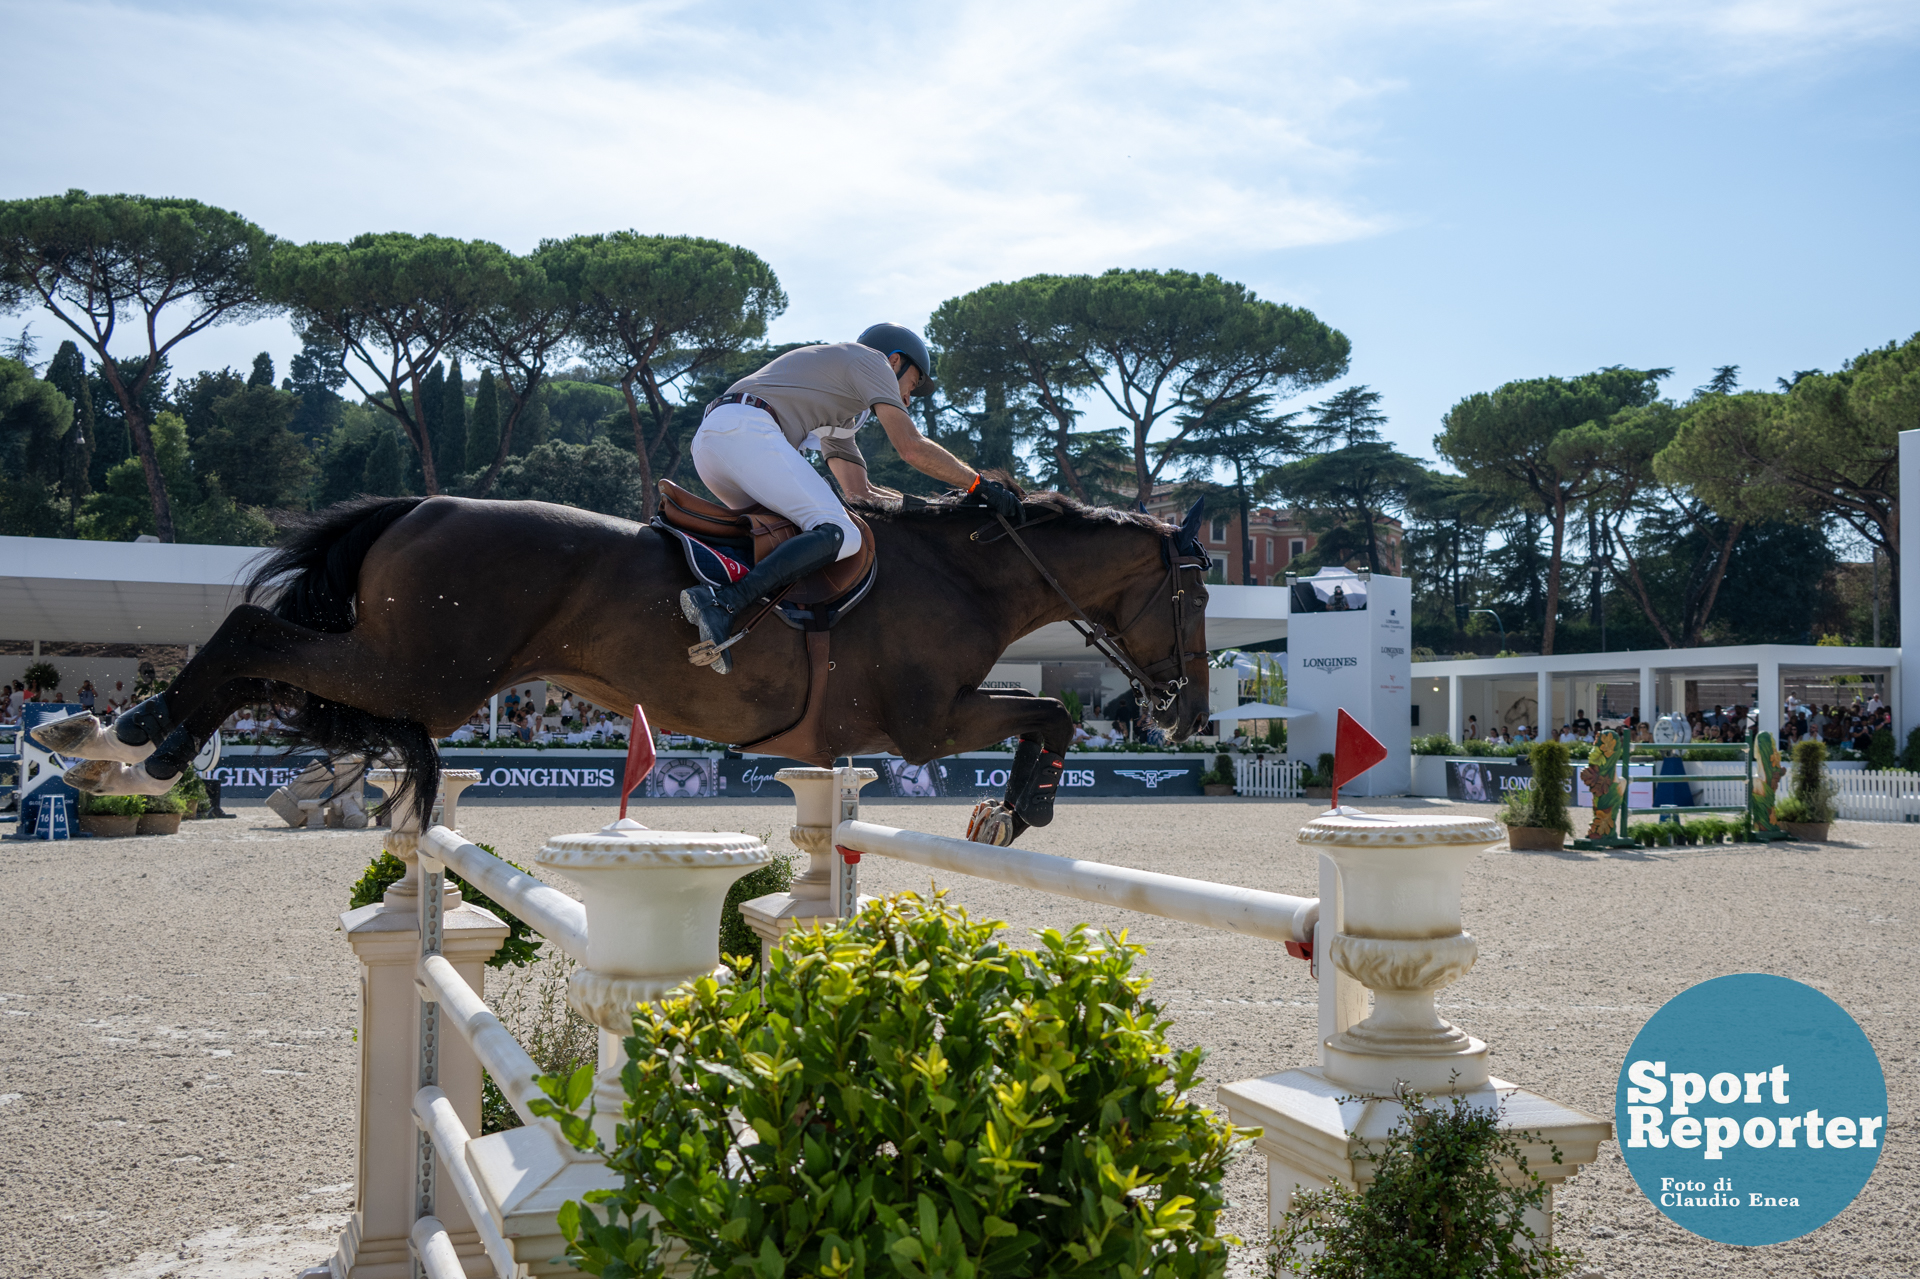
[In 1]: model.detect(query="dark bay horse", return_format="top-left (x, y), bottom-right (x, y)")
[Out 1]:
top-left (44, 490), bottom-right (1213, 843)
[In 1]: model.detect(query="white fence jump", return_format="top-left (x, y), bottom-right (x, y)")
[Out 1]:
top-left (336, 763), bottom-right (1607, 1275)
top-left (1233, 756), bottom-right (1304, 798)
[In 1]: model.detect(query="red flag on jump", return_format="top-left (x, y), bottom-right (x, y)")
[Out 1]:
top-left (618, 703), bottom-right (657, 820)
top-left (1331, 708), bottom-right (1388, 810)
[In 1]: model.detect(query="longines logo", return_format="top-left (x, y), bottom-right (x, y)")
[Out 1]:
top-left (1299, 656), bottom-right (1358, 672)
top-left (1380, 646), bottom-right (1406, 658)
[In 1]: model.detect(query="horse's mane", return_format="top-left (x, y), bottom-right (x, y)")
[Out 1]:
top-left (848, 487), bottom-right (1173, 535)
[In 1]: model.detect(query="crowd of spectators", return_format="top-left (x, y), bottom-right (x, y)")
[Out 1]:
top-left (1780, 693), bottom-right (1892, 752)
top-left (1, 678), bottom-right (135, 727)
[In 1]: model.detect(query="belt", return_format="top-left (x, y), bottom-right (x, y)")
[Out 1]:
top-left (706, 392), bottom-right (782, 429)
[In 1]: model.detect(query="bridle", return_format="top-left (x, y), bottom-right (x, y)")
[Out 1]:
top-left (975, 512), bottom-right (1211, 715)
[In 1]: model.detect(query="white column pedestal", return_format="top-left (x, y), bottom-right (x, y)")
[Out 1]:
top-left (335, 885), bottom-right (506, 1279)
top-left (739, 767), bottom-right (877, 963)
top-left (1222, 808), bottom-right (1611, 1255)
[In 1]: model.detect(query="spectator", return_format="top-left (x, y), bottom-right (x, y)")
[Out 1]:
top-left (1571, 708), bottom-right (1591, 736)
top-left (78, 680), bottom-right (97, 712)
top-left (1465, 714), bottom-right (1480, 740)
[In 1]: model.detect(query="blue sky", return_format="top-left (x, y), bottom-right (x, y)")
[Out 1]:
top-left (4, 0), bottom-right (1917, 464)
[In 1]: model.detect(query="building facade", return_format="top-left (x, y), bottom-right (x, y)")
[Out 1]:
top-left (1143, 487), bottom-right (1404, 585)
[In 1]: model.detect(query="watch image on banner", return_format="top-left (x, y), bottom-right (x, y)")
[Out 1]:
top-left (1616, 973), bottom-right (1887, 1245)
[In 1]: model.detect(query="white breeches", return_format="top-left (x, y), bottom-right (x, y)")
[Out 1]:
top-left (690, 404), bottom-right (862, 560)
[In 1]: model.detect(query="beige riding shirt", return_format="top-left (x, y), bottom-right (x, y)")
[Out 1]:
top-left (724, 342), bottom-right (902, 467)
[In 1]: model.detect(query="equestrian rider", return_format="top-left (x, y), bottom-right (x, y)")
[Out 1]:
top-left (680, 322), bottom-right (1023, 673)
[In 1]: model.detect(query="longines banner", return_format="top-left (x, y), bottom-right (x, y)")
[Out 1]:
top-left (211, 748), bottom-right (1210, 800)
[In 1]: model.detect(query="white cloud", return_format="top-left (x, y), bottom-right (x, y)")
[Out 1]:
top-left (3, 0), bottom-right (1913, 359)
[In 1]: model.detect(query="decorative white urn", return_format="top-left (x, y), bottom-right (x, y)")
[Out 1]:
top-left (534, 817), bottom-right (770, 1140)
top-left (1297, 810), bottom-right (1503, 1093)
top-left (1220, 807), bottom-right (1610, 1248)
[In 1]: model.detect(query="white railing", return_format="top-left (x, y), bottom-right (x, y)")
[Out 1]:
top-left (834, 819), bottom-right (1318, 944)
top-left (1233, 756), bottom-right (1305, 797)
top-left (1632, 766), bottom-right (1920, 823)
top-left (1831, 769), bottom-right (1920, 821)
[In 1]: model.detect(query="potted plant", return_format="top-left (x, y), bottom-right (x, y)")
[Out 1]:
top-left (1498, 741), bottom-right (1574, 851)
top-left (1776, 740), bottom-right (1837, 841)
top-left (79, 793), bottom-right (143, 838)
top-left (138, 791), bottom-right (186, 835)
top-left (1200, 752), bottom-right (1235, 796)
top-left (1301, 751), bottom-right (1335, 800)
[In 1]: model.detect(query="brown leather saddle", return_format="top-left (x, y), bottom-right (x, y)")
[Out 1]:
top-left (652, 480), bottom-right (878, 764)
top-left (655, 479), bottom-right (875, 620)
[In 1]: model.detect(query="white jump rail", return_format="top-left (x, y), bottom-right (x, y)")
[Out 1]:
top-left (832, 818), bottom-right (1319, 945)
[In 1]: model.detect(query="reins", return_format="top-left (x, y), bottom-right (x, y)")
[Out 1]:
top-left (977, 511), bottom-right (1208, 714)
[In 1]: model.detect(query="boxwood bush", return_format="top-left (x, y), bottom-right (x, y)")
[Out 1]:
top-left (543, 892), bottom-right (1245, 1279)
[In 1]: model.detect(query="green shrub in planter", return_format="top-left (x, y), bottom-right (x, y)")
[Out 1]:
top-left (1495, 743), bottom-right (1574, 835)
top-left (1200, 752), bottom-right (1235, 786)
top-left (545, 892), bottom-right (1244, 1279)
top-left (81, 793), bottom-right (145, 817)
top-left (1461, 737), bottom-right (1493, 757)
top-left (1411, 734), bottom-right (1459, 756)
top-left (142, 791), bottom-right (187, 814)
top-left (1788, 740), bottom-right (1837, 824)
top-left (1269, 1083), bottom-right (1582, 1278)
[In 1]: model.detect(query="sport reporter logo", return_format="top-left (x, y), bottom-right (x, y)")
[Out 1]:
top-left (1617, 973), bottom-right (1886, 1244)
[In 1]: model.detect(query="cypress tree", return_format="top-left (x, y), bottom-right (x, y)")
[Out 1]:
top-left (467, 369), bottom-right (501, 473)
top-left (248, 351), bottom-right (275, 388)
top-left (363, 428), bottom-right (404, 496)
top-left (439, 355), bottom-right (468, 483)
top-left (416, 361), bottom-right (445, 461)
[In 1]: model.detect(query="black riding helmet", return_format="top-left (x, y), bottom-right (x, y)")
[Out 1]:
top-left (856, 322), bottom-right (936, 398)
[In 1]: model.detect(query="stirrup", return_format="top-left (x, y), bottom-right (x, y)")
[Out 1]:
top-left (687, 631), bottom-right (749, 668)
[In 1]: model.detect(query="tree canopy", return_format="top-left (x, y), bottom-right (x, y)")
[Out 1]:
top-left (0, 190), bottom-right (274, 539)
top-left (1437, 366), bottom-right (1667, 653)
top-left (542, 232), bottom-right (785, 516)
top-left (263, 231), bottom-right (513, 495)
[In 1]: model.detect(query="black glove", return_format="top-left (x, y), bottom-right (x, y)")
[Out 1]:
top-left (971, 474), bottom-right (1023, 521)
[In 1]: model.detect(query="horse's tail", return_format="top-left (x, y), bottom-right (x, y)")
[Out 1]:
top-left (245, 496), bottom-right (438, 822)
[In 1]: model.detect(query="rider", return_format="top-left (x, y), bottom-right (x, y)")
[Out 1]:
top-left (680, 322), bottom-right (1023, 673)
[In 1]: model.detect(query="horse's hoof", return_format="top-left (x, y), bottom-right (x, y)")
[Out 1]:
top-left (29, 713), bottom-right (155, 762)
top-left (966, 800), bottom-right (1017, 847)
top-left (63, 759), bottom-right (174, 796)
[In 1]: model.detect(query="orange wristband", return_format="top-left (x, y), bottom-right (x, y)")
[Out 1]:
top-left (969, 473), bottom-right (984, 493)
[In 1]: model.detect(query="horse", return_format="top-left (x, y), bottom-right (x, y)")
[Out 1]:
top-left (39, 488), bottom-right (1215, 844)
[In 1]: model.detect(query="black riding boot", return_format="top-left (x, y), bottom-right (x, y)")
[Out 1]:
top-left (681, 524), bottom-right (845, 674)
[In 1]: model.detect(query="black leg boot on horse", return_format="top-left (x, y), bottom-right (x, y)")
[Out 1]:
top-left (681, 523), bottom-right (845, 675)
top-left (967, 733), bottom-right (1066, 847)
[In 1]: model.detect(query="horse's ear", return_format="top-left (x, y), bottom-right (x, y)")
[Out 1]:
top-left (1180, 497), bottom-right (1205, 541)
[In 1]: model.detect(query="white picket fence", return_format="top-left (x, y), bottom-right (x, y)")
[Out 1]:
top-left (1637, 765), bottom-right (1920, 823)
top-left (1233, 756), bottom-right (1305, 798)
